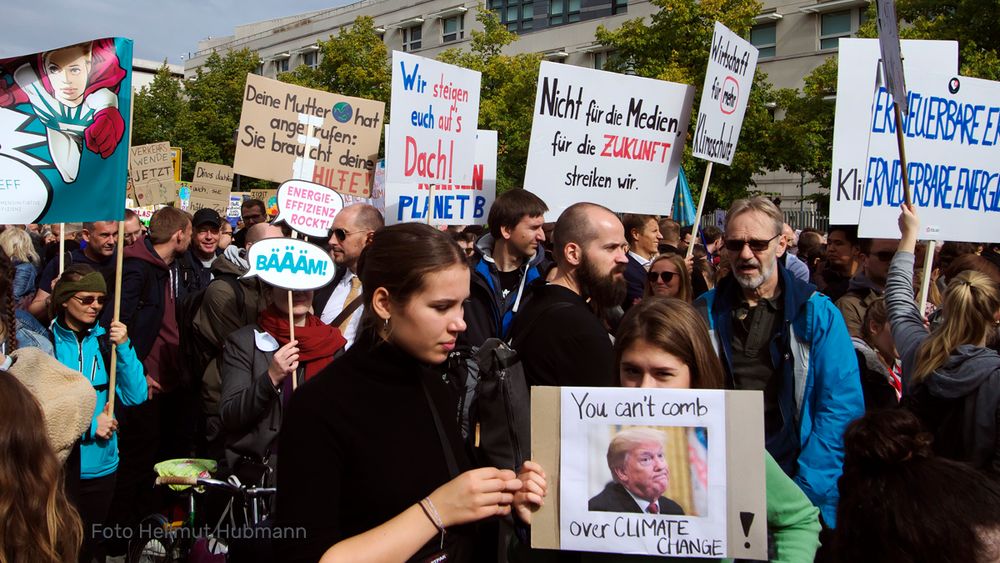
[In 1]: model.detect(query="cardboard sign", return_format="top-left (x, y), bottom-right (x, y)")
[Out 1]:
top-left (189, 162), bottom-right (233, 214)
top-left (523, 62), bottom-right (694, 219)
top-left (858, 74), bottom-right (1000, 243)
top-left (0, 37), bottom-right (132, 223)
top-left (828, 39), bottom-right (958, 224)
top-left (234, 74), bottom-right (385, 197)
top-left (129, 142), bottom-right (176, 206)
top-left (692, 22), bottom-right (759, 166)
top-left (249, 188), bottom-right (278, 219)
top-left (385, 129), bottom-right (497, 225)
top-left (243, 237), bottom-right (335, 290)
top-left (386, 51), bottom-right (482, 186)
top-left (275, 180), bottom-right (345, 237)
top-left (531, 386), bottom-right (766, 559)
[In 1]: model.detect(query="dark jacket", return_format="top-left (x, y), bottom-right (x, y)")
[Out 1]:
top-left (622, 253), bottom-right (646, 311)
top-left (179, 247), bottom-right (222, 294)
top-left (462, 234), bottom-right (549, 347)
top-left (851, 337), bottom-right (900, 410)
top-left (587, 481), bottom-right (684, 515)
top-left (219, 324), bottom-right (305, 474)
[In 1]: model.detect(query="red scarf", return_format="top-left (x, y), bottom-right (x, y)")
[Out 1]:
top-left (257, 305), bottom-right (346, 381)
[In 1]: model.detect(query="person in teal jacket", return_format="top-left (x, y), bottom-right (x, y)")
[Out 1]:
top-left (50, 264), bottom-right (146, 561)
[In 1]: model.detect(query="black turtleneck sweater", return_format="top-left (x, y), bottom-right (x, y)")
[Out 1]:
top-left (275, 331), bottom-right (480, 563)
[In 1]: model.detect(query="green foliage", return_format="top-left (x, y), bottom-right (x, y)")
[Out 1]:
top-left (438, 7), bottom-right (541, 193)
top-left (132, 63), bottom-right (185, 148)
top-left (772, 57), bottom-right (837, 193)
top-left (280, 16), bottom-right (392, 103)
top-left (893, 0), bottom-right (1000, 80)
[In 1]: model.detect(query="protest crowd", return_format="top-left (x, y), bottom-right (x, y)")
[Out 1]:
top-left (2, 20), bottom-right (1000, 563)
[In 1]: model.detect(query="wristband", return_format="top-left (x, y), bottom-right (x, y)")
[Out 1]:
top-left (419, 497), bottom-right (446, 549)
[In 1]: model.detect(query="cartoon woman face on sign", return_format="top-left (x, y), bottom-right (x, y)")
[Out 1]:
top-left (0, 39), bottom-right (126, 183)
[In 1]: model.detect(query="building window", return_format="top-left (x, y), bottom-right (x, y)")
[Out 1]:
top-left (611, 0), bottom-right (628, 15)
top-left (255, 64), bottom-right (263, 75)
top-left (549, 0), bottom-right (580, 25)
top-left (302, 51), bottom-right (318, 69)
top-left (750, 22), bottom-right (776, 58)
top-left (402, 25), bottom-right (422, 51)
top-left (593, 50), bottom-right (617, 70)
top-left (820, 9), bottom-right (852, 50)
top-left (275, 58), bottom-right (289, 73)
top-left (442, 15), bottom-right (465, 42)
top-left (492, 0), bottom-right (534, 32)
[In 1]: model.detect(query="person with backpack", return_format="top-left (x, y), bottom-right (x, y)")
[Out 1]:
top-left (50, 264), bottom-right (146, 562)
top-left (219, 285), bottom-right (345, 486)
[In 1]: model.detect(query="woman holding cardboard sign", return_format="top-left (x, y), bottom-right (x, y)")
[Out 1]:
top-left (219, 285), bottom-right (344, 486)
top-left (276, 223), bottom-right (525, 563)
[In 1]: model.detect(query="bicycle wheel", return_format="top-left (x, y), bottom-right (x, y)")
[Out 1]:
top-left (126, 513), bottom-right (175, 563)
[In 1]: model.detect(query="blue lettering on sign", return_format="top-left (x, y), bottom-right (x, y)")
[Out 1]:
top-left (862, 157), bottom-right (1000, 212)
top-left (255, 247), bottom-right (329, 276)
top-left (870, 86), bottom-right (1000, 147)
top-left (397, 195), bottom-right (489, 222)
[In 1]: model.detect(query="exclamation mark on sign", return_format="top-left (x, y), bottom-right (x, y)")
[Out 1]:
top-left (739, 512), bottom-right (754, 549)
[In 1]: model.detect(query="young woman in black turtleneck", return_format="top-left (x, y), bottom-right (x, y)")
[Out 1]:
top-left (276, 223), bottom-right (532, 563)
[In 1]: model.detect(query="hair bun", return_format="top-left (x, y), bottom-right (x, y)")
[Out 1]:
top-left (843, 410), bottom-right (933, 467)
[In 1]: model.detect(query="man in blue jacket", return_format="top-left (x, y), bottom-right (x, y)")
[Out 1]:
top-left (695, 197), bottom-right (863, 527)
top-left (462, 189), bottom-right (550, 346)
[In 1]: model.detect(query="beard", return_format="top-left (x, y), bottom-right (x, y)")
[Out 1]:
top-left (732, 255), bottom-right (776, 291)
top-left (577, 252), bottom-right (627, 308)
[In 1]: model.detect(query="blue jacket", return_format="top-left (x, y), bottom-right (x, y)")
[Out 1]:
top-left (695, 264), bottom-right (864, 526)
top-left (52, 319), bottom-right (147, 479)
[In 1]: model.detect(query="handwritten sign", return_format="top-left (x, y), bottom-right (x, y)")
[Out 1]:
top-left (828, 39), bottom-right (958, 224)
top-left (385, 129), bottom-right (496, 225)
top-left (858, 73), bottom-right (1000, 243)
top-left (692, 22), bottom-right (758, 166)
top-left (242, 237), bottom-right (335, 290)
top-left (234, 74), bottom-right (385, 197)
top-left (523, 62), bottom-right (694, 219)
top-left (386, 51), bottom-right (481, 186)
top-left (130, 142), bottom-right (175, 206)
top-left (530, 386), bottom-right (765, 559)
top-left (274, 180), bottom-right (346, 237)
top-left (189, 162), bottom-right (233, 214)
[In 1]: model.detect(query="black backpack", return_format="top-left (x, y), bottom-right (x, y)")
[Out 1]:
top-left (176, 272), bottom-right (245, 388)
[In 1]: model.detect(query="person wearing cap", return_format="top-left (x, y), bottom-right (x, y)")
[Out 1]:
top-left (180, 208), bottom-right (224, 293)
top-left (50, 263), bottom-right (146, 561)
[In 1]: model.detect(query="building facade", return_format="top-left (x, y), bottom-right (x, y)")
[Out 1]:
top-left (184, 0), bottom-right (872, 218)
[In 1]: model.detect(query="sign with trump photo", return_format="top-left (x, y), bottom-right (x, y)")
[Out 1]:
top-left (530, 386), bottom-right (766, 559)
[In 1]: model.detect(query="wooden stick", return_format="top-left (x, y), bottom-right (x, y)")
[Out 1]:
top-left (58, 224), bottom-right (66, 275)
top-left (106, 220), bottom-right (126, 417)
top-left (288, 232), bottom-right (298, 390)
top-left (687, 162), bottom-right (714, 259)
top-left (893, 104), bottom-right (912, 207)
top-left (917, 240), bottom-right (936, 317)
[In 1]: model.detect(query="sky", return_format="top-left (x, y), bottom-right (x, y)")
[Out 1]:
top-left (0, 0), bottom-right (356, 64)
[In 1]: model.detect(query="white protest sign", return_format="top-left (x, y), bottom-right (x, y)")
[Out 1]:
top-left (243, 237), bottom-right (335, 290)
top-left (274, 180), bottom-right (346, 238)
top-left (692, 22), bottom-right (759, 166)
top-left (858, 73), bottom-right (1000, 243)
top-left (829, 39), bottom-right (958, 224)
top-left (386, 51), bottom-right (481, 185)
top-left (523, 62), bottom-right (694, 219)
top-left (531, 387), bottom-right (765, 559)
top-left (385, 129), bottom-right (497, 225)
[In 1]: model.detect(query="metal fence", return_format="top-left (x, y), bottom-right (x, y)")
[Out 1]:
top-left (698, 210), bottom-right (829, 233)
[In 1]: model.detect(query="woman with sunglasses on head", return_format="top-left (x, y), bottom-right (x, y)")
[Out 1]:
top-left (644, 254), bottom-right (692, 302)
top-left (50, 264), bottom-right (146, 561)
top-left (277, 223), bottom-right (524, 563)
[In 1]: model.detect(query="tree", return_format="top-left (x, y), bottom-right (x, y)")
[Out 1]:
top-left (594, 0), bottom-right (808, 210)
top-left (437, 7), bottom-right (541, 193)
top-left (132, 63), bottom-right (186, 148)
top-left (280, 16), bottom-right (392, 103)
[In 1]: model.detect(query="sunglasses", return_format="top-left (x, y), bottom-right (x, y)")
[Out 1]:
top-left (724, 233), bottom-right (781, 253)
top-left (646, 271), bottom-right (676, 284)
top-left (331, 228), bottom-right (369, 242)
top-left (870, 251), bottom-right (895, 262)
top-left (72, 295), bottom-right (107, 306)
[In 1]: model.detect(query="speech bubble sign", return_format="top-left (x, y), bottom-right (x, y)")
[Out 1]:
top-left (243, 237), bottom-right (335, 290)
top-left (274, 179), bottom-right (346, 238)
top-left (0, 154), bottom-right (52, 223)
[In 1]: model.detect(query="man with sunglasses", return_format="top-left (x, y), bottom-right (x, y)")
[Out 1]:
top-left (835, 238), bottom-right (899, 339)
top-left (695, 197), bottom-right (863, 529)
top-left (314, 203), bottom-right (384, 348)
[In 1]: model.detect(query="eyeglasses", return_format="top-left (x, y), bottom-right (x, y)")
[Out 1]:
top-left (72, 295), bottom-right (107, 306)
top-left (724, 233), bottom-right (781, 253)
top-left (331, 228), bottom-right (370, 242)
top-left (646, 271), bottom-right (676, 284)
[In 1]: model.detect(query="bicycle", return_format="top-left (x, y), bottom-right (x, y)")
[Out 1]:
top-left (126, 471), bottom-right (276, 562)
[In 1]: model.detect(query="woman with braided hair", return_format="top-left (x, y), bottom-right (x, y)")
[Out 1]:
top-left (0, 252), bottom-right (51, 356)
